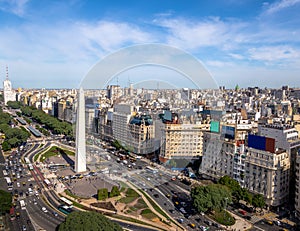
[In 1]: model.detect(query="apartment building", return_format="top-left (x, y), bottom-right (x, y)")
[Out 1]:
top-left (199, 132), bottom-right (235, 180)
top-left (200, 130), bottom-right (290, 207)
top-left (244, 148), bottom-right (290, 207)
top-left (111, 104), bottom-right (155, 155)
top-left (159, 123), bottom-right (208, 163)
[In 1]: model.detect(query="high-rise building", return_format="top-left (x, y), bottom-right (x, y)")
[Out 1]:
top-left (159, 123), bottom-right (207, 163)
top-left (3, 66), bottom-right (16, 105)
top-left (75, 88), bottom-right (86, 173)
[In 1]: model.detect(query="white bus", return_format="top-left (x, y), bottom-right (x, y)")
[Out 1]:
top-left (146, 166), bottom-right (158, 174)
top-left (2, 170), bottom-right (8, 176)
top-left (20, 200), bottom-right (26, 210)
top-left (44, 179), bottom-right (51, 187)
top-left (24, 157), bottom-right (30, 164)
top-left (4, 177), bottom-right (13, 190)
top-left (60, 197), bottom-right (73, 207)
top-left (28, 164), bottom-right (33, 171)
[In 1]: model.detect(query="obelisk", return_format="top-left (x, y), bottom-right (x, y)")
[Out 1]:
top-left (75, 87), bottom-right (86, 173)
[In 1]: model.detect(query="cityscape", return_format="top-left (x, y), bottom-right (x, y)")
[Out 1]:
top-left (1, 72), bottom-right (300, 231)
top-left (1, 1), bottom-right (300, 231)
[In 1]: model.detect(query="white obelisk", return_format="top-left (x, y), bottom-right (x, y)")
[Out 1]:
top-left (75, 87), bottom-right (86, 173)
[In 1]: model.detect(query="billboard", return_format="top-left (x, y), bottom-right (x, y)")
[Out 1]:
top-left (210, 121), bottom-right (220, 133)
top-left (248, 134), bottom-right (275, 153)
top-left (221, 126), bottom-right (235, 140)
top-left (248, 134), bottom-right (266, 151)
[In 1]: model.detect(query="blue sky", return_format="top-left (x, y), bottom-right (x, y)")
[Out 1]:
top-left (0, 0), bottom-right (300, 89)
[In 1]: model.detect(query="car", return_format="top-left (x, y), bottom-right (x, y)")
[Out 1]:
top-left (204, 220), bottom-right (212, 226)
top-left (265, 219), bottom-right (273, 225)
top-left (185, 214), bottom-right (192, 219)
top-left (213, 222), bottom-right (221, 228)
top-left (17, 182), bottom-right (20, 187)
top-left (274, 220), bottom-right (281, 226)
top-left (33, 199), bottom-right (37, 205)
top-left (177, 218), bottom-right (184, 223)
top-left (153, 194), bottom-right (159, 198)
top-left (22, 225), bottom-right (27, 230)
top-left (189, 223), bottom-right (196, 228)
top-left (199, 226), bottom-right (209, 231)
top-left (53, 211), bottom-right (58, 217)
top-left (42, 207), bottom-right (48, 212)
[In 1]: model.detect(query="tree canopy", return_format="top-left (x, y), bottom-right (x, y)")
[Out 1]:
top-left (58, 211), bottom-right (122, 231)
top-left (218, 175), bottom-right (264, 208)
top-left (0, 190), bottom-right (12, 214)
top-left (191, 184), bottom-right (232, 213)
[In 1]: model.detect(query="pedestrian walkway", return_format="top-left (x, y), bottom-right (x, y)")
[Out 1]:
top-left (249, 215), bottom-right (263, 224)
top-left (227, 211), bottom-right (252, 231)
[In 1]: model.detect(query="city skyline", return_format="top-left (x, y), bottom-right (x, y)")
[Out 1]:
top-left (0, 0), bottom-right (300, 89)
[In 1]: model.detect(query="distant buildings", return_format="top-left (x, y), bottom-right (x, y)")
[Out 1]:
top-left (5, 79), bottom-right (300, 211)
top-left (3, 66), bottom-right (16, 105)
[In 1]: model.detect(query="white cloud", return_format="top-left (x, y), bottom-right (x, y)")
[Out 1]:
top-left (0, 20), bottom-right (155, 88)
top-left (248, 45), bottom-right (300, 62)
top-left (156, 17), bottom-right (239, 50)
top-left (78, 21), bottom-right (154, 53)
top-left (205, 60), bottom-right (234, 68)
top-left (264, 0), bottom-right (300, 14)
top-left (0, 0), bottom-right (29, 17)
top-left (228, 53), bottom-right (245, 60)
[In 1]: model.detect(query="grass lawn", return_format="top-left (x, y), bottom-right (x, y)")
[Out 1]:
top-left (119, 196), bottom-right (138, 204)
top-left (212, 209), bottom-right (235, 226)
top-left (40, 146), bottom-right (74, 162)
top-left (141, 209), bottom-right (158, 220)
top-left (119, 187), bottom-right (140, 204)
top-left (134, 198), bottom-right (147, 209)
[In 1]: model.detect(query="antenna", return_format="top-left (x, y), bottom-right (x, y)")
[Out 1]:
top-left (6, 65), bottom-right (8, 80)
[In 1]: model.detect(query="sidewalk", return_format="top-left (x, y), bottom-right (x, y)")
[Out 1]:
top-left (227, 211), bottom-right (252, 231)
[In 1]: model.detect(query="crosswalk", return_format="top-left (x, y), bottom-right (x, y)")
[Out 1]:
top-left (250, 215), bottom-right (263, 223)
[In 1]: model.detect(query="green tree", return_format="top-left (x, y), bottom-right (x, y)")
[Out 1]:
top-left (191, 184), bottom-right (232, 213)
top-left (97, 188), bottom-right (108, 201)
top-left (0, 190), bottom-right (12, 214)
top-left (218, 175), bottom-right (244, 202)
top-left (109, 186), bottom-right (120, 198)
top-left (1, 141), bottom-right (11, 151)
top-left (58, 211), bottom-right (122, 231)
top-left (252, 194), bottom-right (265, 210)
top-left (7, 101), bottom-right (22, 109)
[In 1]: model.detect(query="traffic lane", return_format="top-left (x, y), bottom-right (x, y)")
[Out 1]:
top-left (115, 220), bottom-right (160, 231)
top-left (25, 195), bottom-right (62, 230)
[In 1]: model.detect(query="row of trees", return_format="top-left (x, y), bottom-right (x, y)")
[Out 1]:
top-left (6, 101), bottom-right (74, 139)
top-left (191, 176), bottom-right (266, 225)
top-left (218, 175), bottom-right (265, 209)
top-left (0, 107), bottom-right (31, 151)
top-left (0, 190), bottom-right (12, 214)
top-left (58, 211), bottom-right (122, 231)
top-left (97, 186), bottom-right (121, 201)
top-left (20, 105), bottom-right (74, 138)
top-left (191, 183), bottom-right (232, 213)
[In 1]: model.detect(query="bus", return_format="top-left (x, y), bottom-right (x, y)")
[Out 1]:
top-left (24, 157), bottom-right (30, 164)
top-left (20, 200), bottom-right (26, 210)
top-left (2, 170), bottom-right (8, 176)
top-left (28, 164), bottom-right (33, 171)
top-left (44, 179), bottom-right (51, 188)
top-left (58, 205), bottom-right (73, 215)
top-left (5, 177), bottom-right (13, 190)
top-left (146, 166), bottom-right (158, 174)
top-left (60, 197), bottom-right (73, 207)
top-left (10, 207), bottom-right (15, 220)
